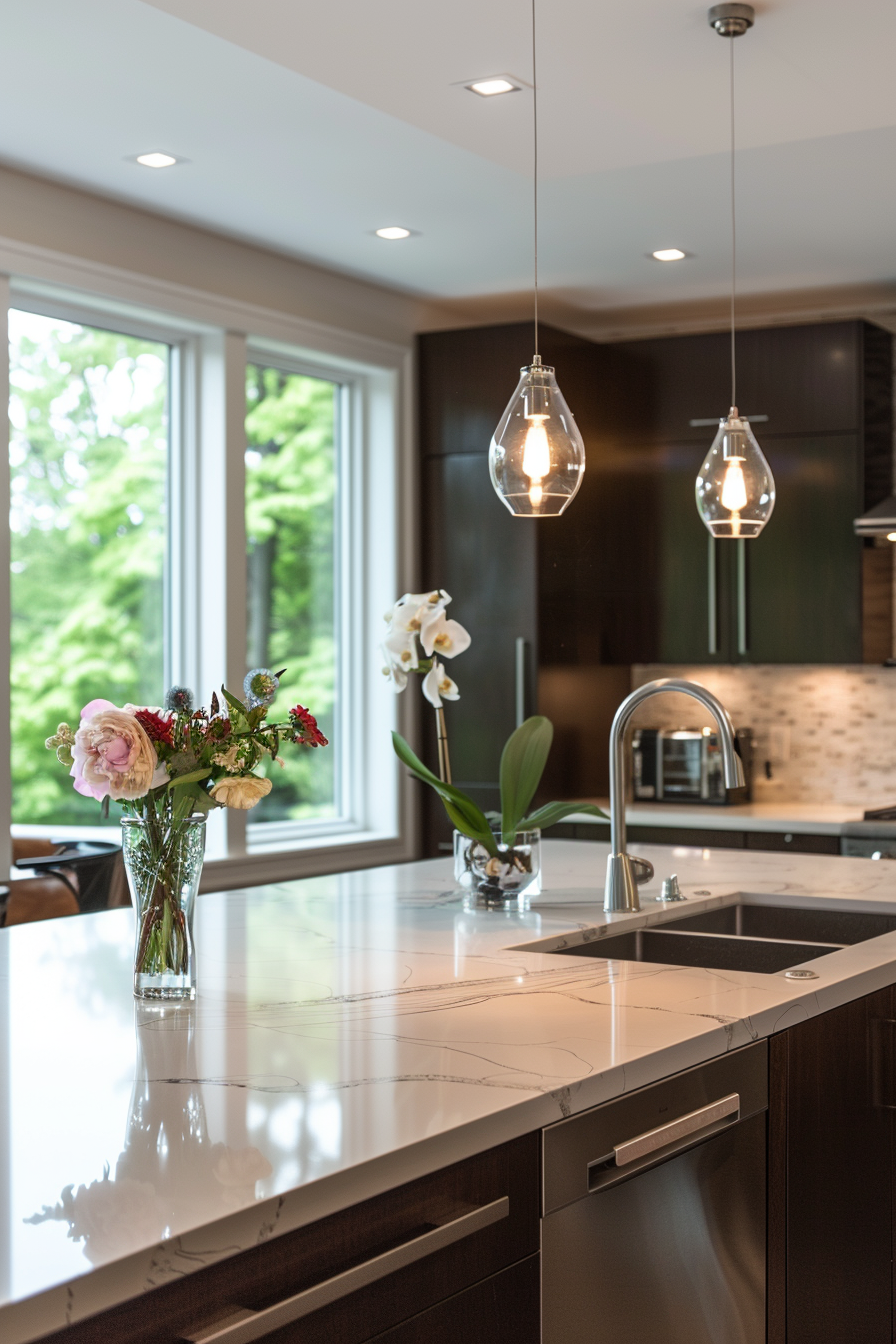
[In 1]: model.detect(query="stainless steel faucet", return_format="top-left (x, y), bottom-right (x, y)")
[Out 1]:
top-left (604, 678), bottom-right (746, 914)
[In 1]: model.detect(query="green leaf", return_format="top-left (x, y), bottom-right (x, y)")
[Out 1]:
top-left (220, 687), bottom-right (249, 731)
top-left (171, 781), bottom-right (218, 825)
top-left (519, 801), bottom-right (609, 831)
top-left (499, 716), bottom-right (553, 846)
top-left (167, 767), bottom-right (211, 789)
top-left (391, 732), bottom-right (498, 856)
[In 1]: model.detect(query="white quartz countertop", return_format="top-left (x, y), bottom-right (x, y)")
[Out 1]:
top-left (7, 838), bottom-right (896, 1342)
top-left (572, 800), bottom-right (887, 835)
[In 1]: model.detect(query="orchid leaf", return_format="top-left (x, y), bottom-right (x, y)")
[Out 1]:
top-left (499, 716), bottom-right (553, 847)
top-left (519, 801), bottom-right (609, 831)
top-left (391, 732), bottom-right (498, 855)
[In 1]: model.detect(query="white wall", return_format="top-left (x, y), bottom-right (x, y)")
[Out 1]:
top-left (0, 163), bottom-right (460, 345)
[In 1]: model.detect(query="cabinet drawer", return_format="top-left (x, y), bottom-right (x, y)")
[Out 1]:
top-left (368, 1255), bottom-right (540, 1344)
top-left (745, 831), bottom-right (840, 855)
top-left (41, 1134), bottom-right (539, 1344)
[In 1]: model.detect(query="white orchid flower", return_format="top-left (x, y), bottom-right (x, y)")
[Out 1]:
top-left (389, 589), bottom-right (451, 634)
top-left (422, 660), bottom-right (460, 708)
top-left (381, 662), bottom-right (408, 691)
top-left (420, 610), bottom-right (471, 660)
top-left (384, 626), bottom-right (419, 673)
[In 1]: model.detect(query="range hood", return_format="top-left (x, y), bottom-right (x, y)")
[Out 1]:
top-left (854, 495), bottom-right (896, 537)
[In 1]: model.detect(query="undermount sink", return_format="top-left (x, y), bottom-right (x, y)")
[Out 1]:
top-left (550, 903), bottom-right (896, 975)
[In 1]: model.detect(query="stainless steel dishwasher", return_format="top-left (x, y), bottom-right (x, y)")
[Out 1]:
top-left (542, 1041), bottom-right (768, 1344)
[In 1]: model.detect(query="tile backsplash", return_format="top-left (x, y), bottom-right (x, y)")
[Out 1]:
top-left (631, 664), bottom-right (896, 809)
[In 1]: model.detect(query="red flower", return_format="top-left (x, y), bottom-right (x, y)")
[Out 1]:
top-left (133, 709), bottom-right (175, 747)
top-left (289, 705), bottom-right (328, 748)
top-left (205, 716), bottom-right (232, 741)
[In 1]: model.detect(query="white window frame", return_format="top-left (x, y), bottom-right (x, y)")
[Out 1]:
top-left (3, 254), bottom-right (419, 887)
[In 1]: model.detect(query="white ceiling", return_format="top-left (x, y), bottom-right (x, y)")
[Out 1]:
top-left (1, 0), bottom-right (895, 331)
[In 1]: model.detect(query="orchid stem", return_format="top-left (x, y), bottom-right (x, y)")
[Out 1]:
top-left (435, 706), bottom-right (452, 785)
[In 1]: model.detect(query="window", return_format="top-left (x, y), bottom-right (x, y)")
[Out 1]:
top-left (244, 362), bottom-right (339, 830)
top-left (4, 284), bottom-right (413, 878)
top-left (8, 309), bottom-right (169, 830)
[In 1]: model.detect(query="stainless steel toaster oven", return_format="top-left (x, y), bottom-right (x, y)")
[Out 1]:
top-left (632, 726), bottom-right (753, 805)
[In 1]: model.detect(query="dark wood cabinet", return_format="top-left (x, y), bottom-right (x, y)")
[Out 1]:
top-left (367, 1255), bottom-right (539, 1344)
top-left (419, 318), bottom-right (892, 668)
top-left (770, 985), bottom-right (896, 1344)
top-left (39, 1134), bottom-right (540, 1344)
top-left (550, 820), bottom-right (842, 854)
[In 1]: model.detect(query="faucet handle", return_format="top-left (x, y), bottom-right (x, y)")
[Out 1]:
top-left (628, 856), bottom-right (654, 886)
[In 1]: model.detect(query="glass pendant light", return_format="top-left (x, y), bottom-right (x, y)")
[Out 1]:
top-left (489, 1), bottom-right (585, 518)
top-left (696, 4), bottom-right (775, 540)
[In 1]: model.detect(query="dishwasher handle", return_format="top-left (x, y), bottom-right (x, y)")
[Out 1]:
top-left (588, 1093), bottom-right (741, 1191)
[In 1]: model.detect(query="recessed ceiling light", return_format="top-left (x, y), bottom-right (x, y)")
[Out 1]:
top-left (651, 248), bottom-right (688, 262)
top-left (136, 152), bottom-right (179, 169)
top-left (375, 226), bottom-right (412, 240)
top-left (466, 77), bottom-right (520, 97)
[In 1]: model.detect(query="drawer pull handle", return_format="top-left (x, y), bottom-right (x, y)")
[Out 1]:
top-left (181, 1196), bottom-right (510, 1343)
top-left (613, 1093), bottom-right (740, 1167)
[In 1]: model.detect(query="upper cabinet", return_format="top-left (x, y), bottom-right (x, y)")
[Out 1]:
top-left (420, 318), bottom-right (893, 675)
top-left (606, 321), bottom-right (893, 665)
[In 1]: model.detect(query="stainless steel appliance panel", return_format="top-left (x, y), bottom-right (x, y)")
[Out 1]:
top-left (542, 1113), bottom-right (766, 1344)
top-left (542, 1043), bottom-right (767, 1344)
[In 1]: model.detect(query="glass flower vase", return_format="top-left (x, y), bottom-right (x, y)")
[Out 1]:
top-left (453, 827), bottom-right (541, 909)
top-left (122, 813), bottom-right (206, 1001)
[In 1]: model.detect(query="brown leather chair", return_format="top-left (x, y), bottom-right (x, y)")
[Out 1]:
top-left (4, 838), bottom-right (81, 926)
top-left (3, 876), bottom-right (80, 925)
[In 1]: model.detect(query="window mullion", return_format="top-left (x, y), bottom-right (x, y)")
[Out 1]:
top-left (191, 331), bottom-right (248, 860)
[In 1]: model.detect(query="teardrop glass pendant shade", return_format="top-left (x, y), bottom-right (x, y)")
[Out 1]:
top-left (696, 407), bottom-right (775, 538)
top-left (489, 359), bottom-right (585, 517)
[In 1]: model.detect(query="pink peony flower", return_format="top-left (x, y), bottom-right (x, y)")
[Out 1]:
top-left (70, 699), bottom-right (160, 801)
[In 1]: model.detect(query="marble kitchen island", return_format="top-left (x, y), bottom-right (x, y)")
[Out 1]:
top-left (5, 837), bottom-right (896, 1343)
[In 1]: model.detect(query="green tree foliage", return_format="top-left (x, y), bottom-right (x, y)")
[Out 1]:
top-left (9, 319), bottom-right (337, 831)
top-left (245, 364), bottom-right (337, 823)
top-left (9, 312), bottom-right (167, 826)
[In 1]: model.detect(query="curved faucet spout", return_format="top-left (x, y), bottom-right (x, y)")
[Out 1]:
top-left (604, 678), bottom-right (745, 914)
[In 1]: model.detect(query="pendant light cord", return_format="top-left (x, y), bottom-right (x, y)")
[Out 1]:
top-left (729, 33), bottom-right (737, 408)
top-left (532, 0), bottom-right (539, 360)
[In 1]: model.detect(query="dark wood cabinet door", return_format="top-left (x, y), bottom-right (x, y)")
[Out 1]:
top-left (421, 451), bottom-right (537, 850)
top-left (742, 433), bottom-right (863, 663)
top-left (613, 321), bottom-right (867, 443)
top-left (578, 436), bottom-right (736, 664)
top-left (771, 987), bottom-right (895, 1344)
top-left (366, 1255), bottom-right (540, 1344)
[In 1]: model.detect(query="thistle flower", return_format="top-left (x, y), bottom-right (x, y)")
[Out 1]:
top-left (165, 686), bottom-right (194, 714)
top-left (243, 667), bottom-right (285, 709)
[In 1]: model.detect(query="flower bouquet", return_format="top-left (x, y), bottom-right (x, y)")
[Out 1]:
top-left (393, 715), bottom-right (606, 903)
top-left (46, 668), bottom-right (328, 999)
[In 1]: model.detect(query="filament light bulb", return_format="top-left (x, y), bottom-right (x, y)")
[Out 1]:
top-left (522, 416), bottom-right (551, 482)
top-left (489, 359), bottom-right (585, 517)
top-left (696, 407), bottom-right (775, 539)
top-left (720, 458), bottom-right (748, 512)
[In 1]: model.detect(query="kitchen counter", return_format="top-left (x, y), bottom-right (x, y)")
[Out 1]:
top-left (573, 800), bottom-right (885, 835)
top-left (7, 838), bottom-right (896, 1343)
